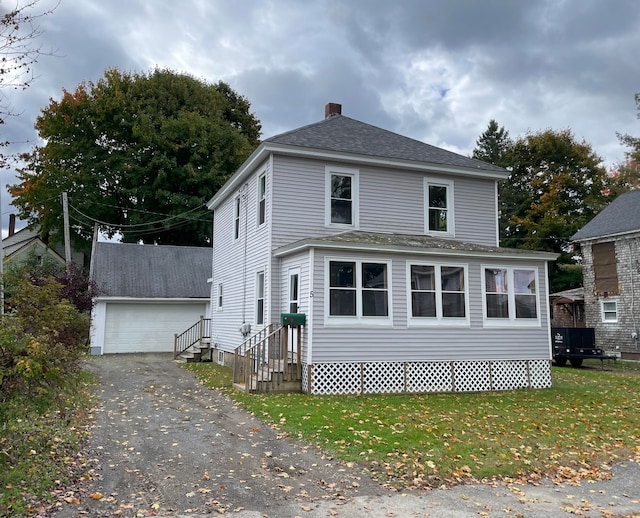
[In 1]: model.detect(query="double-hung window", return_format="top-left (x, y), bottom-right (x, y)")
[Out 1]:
top-left (601, 300), bottom-right (618, 323)
top-left (217, 283), bottom-right (223, 311)
top-left (326, 167), bottom-right (358, 227)
top-left (327, 259), bottom-right (390, 323)
top-left (257, 173), bottom-right (266, 227)
top-left (483, 267), bottom-right (539, 326)
top-left (256, 271), bottom-right (265, 325)
top-left (424, 178), bottom-right (454, 235)
top-left (409, 263), bottom-right (468, 324)
top-left (234, 196), bottom-right (241, 240)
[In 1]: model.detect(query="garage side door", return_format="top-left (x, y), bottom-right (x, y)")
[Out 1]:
top-left (104, 302), bottom-right (207, 354)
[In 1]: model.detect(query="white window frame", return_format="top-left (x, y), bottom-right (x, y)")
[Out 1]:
top-left (406, 262), bottom-right (469, 326)
top-left (325, 166), bottom-right (359, 228)
top-left (233, 196), bottom-right (241, 240)
top-left (256, 270), bottom-right (265, 326)
top-left (257, 172), bottom-right (266, 227)
top-left (217, 282), bottom-right (223, 311)
top-left (601, 300), bottom-right (618, 323)
top-left (424, 177), bottom-right (454, 236)
top-left (481, 265), bottom-right (541, 327)
top-left (324, 257), bottom-right (392, 326)
top-left (288, 267), bottom-right (301, 314)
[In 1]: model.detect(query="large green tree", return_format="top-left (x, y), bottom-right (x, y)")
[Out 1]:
top-left (472, 119), bottom-right (513, 167)
top-left (501, 129), bottom-right (610, 256)
top-left (473, 126), bottom-right (615, 292)
top-left (613, 92), bottom-right (640, 192)
top-left (10, 68), bottom-right (261, 250)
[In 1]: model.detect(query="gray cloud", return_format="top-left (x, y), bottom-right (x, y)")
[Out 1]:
top-left (2, 0), bottom-right (640, 236)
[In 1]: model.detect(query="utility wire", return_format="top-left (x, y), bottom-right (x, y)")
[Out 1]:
top-left (68, 202), bottom-right (210, 229)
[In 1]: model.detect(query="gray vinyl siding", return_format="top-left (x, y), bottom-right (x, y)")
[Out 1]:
top-left (453, 176), bottom-right (498, 245)
top-left (211, 159), bottom-right (272, 352)
top-left (270, 155), bottom-right (498, 248)
top-left (309, 248), bottom-right (551, 363)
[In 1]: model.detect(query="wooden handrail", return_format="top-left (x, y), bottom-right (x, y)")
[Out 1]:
top-left (233, 323), bottom-right (303, 392)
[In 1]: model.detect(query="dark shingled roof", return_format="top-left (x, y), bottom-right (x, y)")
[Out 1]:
top-left (92, 242), bottom-right (211, 298)
top-left (572, 189), bottom-right (640, 241)
top-left (274, 230), bottom-right (557, 260)
top-left (264, 114), bottom-right (507, 174)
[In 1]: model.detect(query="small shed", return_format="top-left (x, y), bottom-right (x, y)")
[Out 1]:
top-left (550, 287), bottom-right (586, 328)
top-left (90, 242), bottom-right (211, 354)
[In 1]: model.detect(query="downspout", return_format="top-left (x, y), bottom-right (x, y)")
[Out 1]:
top-left (545, 260), bottom-right (553, 361)
top-left (239, 183), bottom-right (251, 337)
top-left (628, 239), bottom-right (639, 349)
top-left (307, 247), bottom-right (314, 366)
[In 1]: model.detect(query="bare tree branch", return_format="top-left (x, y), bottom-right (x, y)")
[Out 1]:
top-left (1, 0), bottom-right (59, 167)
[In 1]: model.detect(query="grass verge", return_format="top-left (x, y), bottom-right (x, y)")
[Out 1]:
top-left (0, 370), bottom-right (97, 517)
top-left (183, 361), bottom-right (640, 488)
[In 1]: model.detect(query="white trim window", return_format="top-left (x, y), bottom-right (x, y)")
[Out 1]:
top-left (326, 259), bottom-right (390, 324)
top-left (482, 266), bottom-right (540, 326)
top-left (234, 196), bottom-right (241, 240)
top-left (217, 283), bottom-right (223, 311)
top-left (601, 300), bottom-right (618, 323)
top-left (408, 263), bottom-right (469, 325)
top-left (257, 172), bottom-right (266, 227)
top-left (424, 178), bottom-right (454, 235)
top-left (256, 271), bottom-right (265, 325)
top-left (288, 268), bottom-right (300, 313)
top-left (325, 166), bottom-right (359, 227)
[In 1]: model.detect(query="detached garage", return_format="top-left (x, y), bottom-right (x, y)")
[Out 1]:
top-left (90, 242), bottom-right (211, 354)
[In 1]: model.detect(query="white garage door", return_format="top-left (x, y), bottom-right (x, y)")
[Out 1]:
top-left (103, 302), bottom-right (207, 354)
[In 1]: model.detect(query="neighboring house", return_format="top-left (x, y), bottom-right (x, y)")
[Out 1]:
top-left (1, 215), bottom-right (86, 268)
top-left (90, 242), bottom-right (212, 355)
top-left (550, 287), bottom-right (585, 328)
top-left (207, 103), bottom-right (558, 395)
top-left (571, 189), bottom-right (640, 360)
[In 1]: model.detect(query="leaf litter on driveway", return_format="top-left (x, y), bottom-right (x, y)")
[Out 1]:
top-left (49, 354), bottom-right (640, 518)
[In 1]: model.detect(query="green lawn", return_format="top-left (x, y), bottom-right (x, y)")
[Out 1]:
top-left (184, 361), bottom-right (640, 488)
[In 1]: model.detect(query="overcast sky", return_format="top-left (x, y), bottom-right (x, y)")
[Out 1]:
top-left (2, 0), bottom-right (640, 237)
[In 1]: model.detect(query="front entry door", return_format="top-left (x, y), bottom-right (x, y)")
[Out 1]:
top-left (288, 269), bottom-right (300, 313)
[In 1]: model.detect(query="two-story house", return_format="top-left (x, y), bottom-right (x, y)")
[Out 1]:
top-left (571, 189), bottom-right (640, 360)
top-left (207, 103), bottom-right (557, 395)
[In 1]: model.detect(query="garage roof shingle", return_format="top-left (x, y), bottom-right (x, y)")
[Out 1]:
top-left (92, 242), bottom-right (211, 298)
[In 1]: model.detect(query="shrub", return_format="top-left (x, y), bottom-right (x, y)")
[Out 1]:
top-left (0, 274), bottom-right (90, 401)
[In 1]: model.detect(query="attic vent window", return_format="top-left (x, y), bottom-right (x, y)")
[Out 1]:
top-left (592, 242), bottom-right (619, 295)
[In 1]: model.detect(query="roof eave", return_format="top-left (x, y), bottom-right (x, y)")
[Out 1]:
top-left (572, 228), bottom-right (640, 243)
top-left (206, 142), bottom-right (509, 210)
top-left (93, 296), bottom-right (209, 303)
top-left (274, 239), bottom-right (558, 262)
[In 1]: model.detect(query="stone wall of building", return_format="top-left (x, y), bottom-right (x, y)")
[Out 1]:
top-left (581, 236), bottom-right (640, 359)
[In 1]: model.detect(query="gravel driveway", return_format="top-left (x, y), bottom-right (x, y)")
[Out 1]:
top-left (52, 354), bottom-right (640, 518)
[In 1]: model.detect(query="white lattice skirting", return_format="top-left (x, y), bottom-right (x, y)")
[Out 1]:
top-left (302, 359), bottom-right (552, 395)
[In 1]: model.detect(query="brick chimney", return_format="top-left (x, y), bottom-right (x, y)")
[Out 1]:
top-left (325, 102), bottom-right (342, 119)
top-left (8, 214), bottom-right (16, 236)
